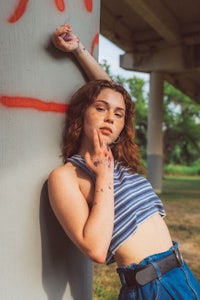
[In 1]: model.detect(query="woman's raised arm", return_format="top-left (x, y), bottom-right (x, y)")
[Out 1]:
top-left (52, 24), bottom-right (110, 81)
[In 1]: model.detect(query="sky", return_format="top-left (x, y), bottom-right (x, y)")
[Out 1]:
top-left (98, 34), bottom-right (149, 82)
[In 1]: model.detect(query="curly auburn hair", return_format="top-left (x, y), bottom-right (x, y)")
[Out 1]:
top-left (61, 79), bottom-right (143, 173)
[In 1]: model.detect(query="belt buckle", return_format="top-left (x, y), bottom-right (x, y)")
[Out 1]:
top-left (174, 248), bottom-right (184, 266)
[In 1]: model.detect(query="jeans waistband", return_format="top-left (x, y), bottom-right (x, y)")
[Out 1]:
top-left (117, 241), bottom-right (184, 287)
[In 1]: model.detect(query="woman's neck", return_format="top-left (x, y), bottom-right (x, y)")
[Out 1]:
top-left (78, 141), bottom-right (94, 157)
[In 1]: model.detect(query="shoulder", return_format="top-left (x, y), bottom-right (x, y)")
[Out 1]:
top-left (48, 162), bottom-right (79, 190)
top-left (47, 162), bottom-right (84, 213)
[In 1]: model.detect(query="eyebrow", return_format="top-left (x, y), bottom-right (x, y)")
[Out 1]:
top-left (95, 100), bottom-right (125, 112)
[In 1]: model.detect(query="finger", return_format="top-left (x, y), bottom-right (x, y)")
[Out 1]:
top-left (97, 131), bottom-right (109, 150)
top-left (57, 36), bottom-right (71, 50)
top-left (63, 24), bottom-right (72, 31)
top-left (96, 129), bottom-right (109, 150)
top-left (55, 26), bottom-right (71, 37)
top-left (93, 129), bottom-right (101, 152)
top-left (84, 151), bottom-right (91, 166)
top-left (52, 36), bottom-right (65, 50)
top-left (100, 142), bottom-right (109, 156)
top-left (101, 141), bottom-right (109, 148)
top-left (58, 36), bottom-right (66, 47)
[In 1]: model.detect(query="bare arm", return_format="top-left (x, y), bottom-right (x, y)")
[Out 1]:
top-left (48, 130), bottom-right (114, 263)
top-left (52, 24), bottom-right (110, 81)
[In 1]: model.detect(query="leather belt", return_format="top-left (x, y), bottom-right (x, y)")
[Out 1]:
top-left (117, 248), bottom-right (184, 287)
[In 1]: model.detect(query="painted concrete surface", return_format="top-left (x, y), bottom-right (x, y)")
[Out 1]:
top-left (0, 1), bottom-right (99, 299)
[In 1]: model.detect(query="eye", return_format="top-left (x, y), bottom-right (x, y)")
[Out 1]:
top-left (96, 106), bottom-right (105, 112)
top-left (115, 112), bottom-right (124, 118)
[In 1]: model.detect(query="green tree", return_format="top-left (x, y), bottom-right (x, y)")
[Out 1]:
top-left (100, 60), bottom-right (200, 166)
top-left (163, 82), bottom-right (200, 165)
top-left (125, 77), bottom-right (148, 159)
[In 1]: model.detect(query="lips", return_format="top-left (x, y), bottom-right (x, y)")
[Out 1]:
top-left (100, 127), bottom-right (112, 135)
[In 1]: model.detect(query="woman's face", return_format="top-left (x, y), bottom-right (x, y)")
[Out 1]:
top-left (81, 88), bottom-right (125, 151)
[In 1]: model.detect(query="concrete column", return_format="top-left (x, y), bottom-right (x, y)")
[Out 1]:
top-left (147, 72), bottom-right (164, 193)
top-left (0, 1), bottom-right (100, 299)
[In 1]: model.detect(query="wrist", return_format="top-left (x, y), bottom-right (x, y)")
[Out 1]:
top-left (96, 171), bottom-right (114, 181)
top-left (95, 175), bottom-right (114, 193)
top-left (72, 42), bottom-right (87, 55)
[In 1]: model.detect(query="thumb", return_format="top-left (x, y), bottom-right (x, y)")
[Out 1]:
top-left (84, 151), bottom-right (91, 166)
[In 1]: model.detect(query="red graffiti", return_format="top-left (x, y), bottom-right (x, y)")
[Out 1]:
top-left (1, 33), bottom-right (98, 112)
top-left (54, 0), bottom-right (65, 12)
top-left (7, 0), bottom-right (93, 23)
top-left (8, 0), bottom-right (29, 23)
top-left (5, 1), bottom-right (96, 113)
top-left (84, 0), bottom-right (93, 12)
top-left (91, 33), bottom-right (99, 55)
top-left (8, 0), bottom-right (66, 23)
top-left (0, 95), bottom-right (68, 113)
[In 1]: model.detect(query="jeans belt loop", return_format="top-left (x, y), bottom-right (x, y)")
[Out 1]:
top-left (118, 271), bottom-right (127, 286)
top-left (150, 261), bottom-right (162, 280)
top-left (174, 248), bottom-right (184, 266)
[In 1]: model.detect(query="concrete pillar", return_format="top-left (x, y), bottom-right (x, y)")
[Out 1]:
top-left (0, 1), bottom-right (100, 299)
top-left (147, 72), bottom-right (164, 193)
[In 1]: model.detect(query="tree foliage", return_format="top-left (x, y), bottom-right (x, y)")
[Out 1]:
top-left (100, 60), bottom-right (200, 166)
top-left (163, 82), bottom-right (200, 165)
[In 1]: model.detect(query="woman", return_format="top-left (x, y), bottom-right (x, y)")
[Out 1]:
top-left (48, 24), bottom-right (200, 299)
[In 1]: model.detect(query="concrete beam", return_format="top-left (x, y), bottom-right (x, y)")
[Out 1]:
top-left (165, 73), bottom-right (200, 104)
top-left (120, 44), bottom-right (200, 72)
top-left (124, 0), bottom-right (180, 42)
top-left (100, 6), bottom-right (132, 51)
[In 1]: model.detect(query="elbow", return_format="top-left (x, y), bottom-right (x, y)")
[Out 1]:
top-left (90, 253), bottom-right (106, 264)
top-left (85, 247), bottom-right (107, 264)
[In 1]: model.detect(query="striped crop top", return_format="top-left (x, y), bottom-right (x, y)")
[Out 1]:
top-left (67, 155), bottom-right (166, 265)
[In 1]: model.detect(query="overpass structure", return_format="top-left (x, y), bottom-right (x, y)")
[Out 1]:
top-left (100, 0), bottom-right (200, 191)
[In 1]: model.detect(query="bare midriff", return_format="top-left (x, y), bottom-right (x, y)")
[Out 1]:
top-left (114, 213), bottom-right (173, 266)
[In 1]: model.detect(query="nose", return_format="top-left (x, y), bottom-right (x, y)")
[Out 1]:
top-left (104, 111), bottom-right (114, 123)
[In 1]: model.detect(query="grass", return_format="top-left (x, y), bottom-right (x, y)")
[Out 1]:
top-left (161, 176), bottom-right (200, 280)
top-left (93, 176), bottom-right (200, 300)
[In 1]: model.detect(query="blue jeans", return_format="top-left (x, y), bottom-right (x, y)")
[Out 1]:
top-left (117, 242), bottom-right (200, 300)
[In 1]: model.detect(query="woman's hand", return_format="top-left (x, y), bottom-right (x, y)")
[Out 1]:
top-left (52, 24), bottom-right (110, 80)
top-left (52, 24), bottom-right (80, 52)
top-left (85, 129), bottom-right (114, 176)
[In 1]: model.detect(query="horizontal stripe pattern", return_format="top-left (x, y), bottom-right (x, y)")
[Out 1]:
top-left (67, 155), bottom-right (166, 265)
